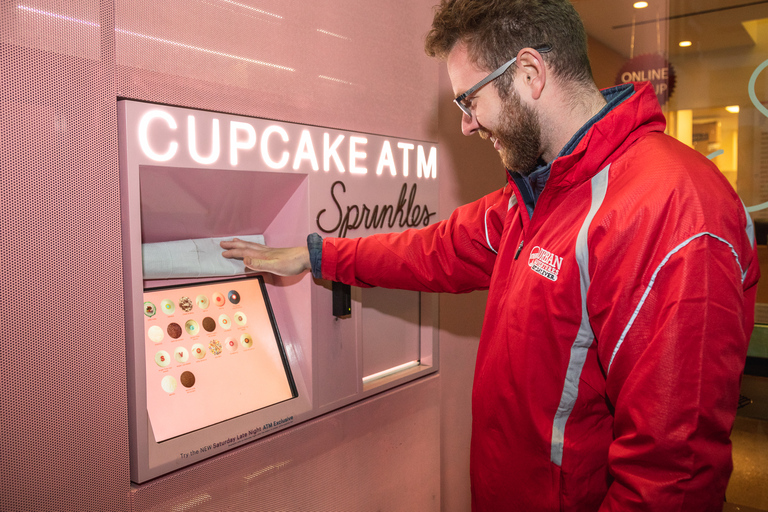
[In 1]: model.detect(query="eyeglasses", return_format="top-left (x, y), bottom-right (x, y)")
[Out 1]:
top-left (453, 45), bottom-right (552, 117)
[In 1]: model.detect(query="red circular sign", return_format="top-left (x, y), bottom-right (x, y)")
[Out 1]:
top-left (615, 53), bottom-right (676, 106)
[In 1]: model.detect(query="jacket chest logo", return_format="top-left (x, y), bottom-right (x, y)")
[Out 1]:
top-left (528, 246), bottom-right (563, 282)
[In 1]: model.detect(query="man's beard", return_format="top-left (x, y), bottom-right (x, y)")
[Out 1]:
top-left (481, 90), bottom-right (542, 175)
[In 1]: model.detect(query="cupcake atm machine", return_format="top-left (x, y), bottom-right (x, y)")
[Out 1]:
top-left (118, 100), bottom-right (440, 483)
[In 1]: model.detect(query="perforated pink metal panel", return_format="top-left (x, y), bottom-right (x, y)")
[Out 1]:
top-left (130, 377), bottom-right (440, 511)
top-left (0, 1), bottom-right (129, 511)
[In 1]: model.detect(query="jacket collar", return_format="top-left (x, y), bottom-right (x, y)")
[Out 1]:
top-left (507, 82), bottom-right (665, 220)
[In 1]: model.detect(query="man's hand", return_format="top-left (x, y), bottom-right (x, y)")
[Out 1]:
top-left (220, 238), bottom-right (311, 276)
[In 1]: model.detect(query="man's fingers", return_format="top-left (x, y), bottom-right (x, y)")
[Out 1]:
top-left (243, 256), bottom-right (270, 272)
top-left (220, 239), bottom-right (268, 261)
top-left (219, 240), bottom-right (310, 276)
top-left (220, 238), bottom-right (264, 251)
top-left (220, 248), bottom-right (244, 260)
top-left (219, 238), bottom-right (241, 249)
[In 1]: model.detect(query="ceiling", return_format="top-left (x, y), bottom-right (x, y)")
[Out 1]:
top-left (572, 0), bottom-right (768, 58)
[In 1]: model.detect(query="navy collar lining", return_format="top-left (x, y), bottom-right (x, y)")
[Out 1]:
top-left (509, 83), bottom-right (636, 219)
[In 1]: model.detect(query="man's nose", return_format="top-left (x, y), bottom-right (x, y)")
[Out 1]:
top-left (461, 111), bottom-right (480, 136)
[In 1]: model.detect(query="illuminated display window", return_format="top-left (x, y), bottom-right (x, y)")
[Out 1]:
top-left (142, 276), bottom-right (296, 442)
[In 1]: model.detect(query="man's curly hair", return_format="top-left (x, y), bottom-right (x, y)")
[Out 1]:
top-left (425, 0), bottom-right (593, 95)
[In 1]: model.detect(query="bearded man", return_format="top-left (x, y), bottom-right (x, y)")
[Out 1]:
top-left (222, 1), bottom-right (759, 510)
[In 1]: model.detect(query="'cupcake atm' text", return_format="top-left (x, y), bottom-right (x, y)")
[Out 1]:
top-left (136, 109), bottom-right (437, 180)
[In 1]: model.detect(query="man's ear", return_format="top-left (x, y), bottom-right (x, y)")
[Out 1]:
top-left (517, 47), bottom-right (547, 100)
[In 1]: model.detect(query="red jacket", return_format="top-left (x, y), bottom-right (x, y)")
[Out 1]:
top-left (320, 82), bottom-right (759, 511)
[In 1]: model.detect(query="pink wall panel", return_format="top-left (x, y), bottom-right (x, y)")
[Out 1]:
top-left (130, 377), bottom-right (440, 511)
top-left (115, 0), bottom-right (439, 142)
top-left (0, 1), bottom-right (129, 511)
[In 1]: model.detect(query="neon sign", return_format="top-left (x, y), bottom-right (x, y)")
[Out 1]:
top-left (136, 109), bottom-right (437, 179)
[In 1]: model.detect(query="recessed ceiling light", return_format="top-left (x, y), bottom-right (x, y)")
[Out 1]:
top-left (725, 105), bottom-right (740, 114)
top-left (679, 40), bottom-right (692, 47)
top-left (633, 1), bottom-right (649, 8)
